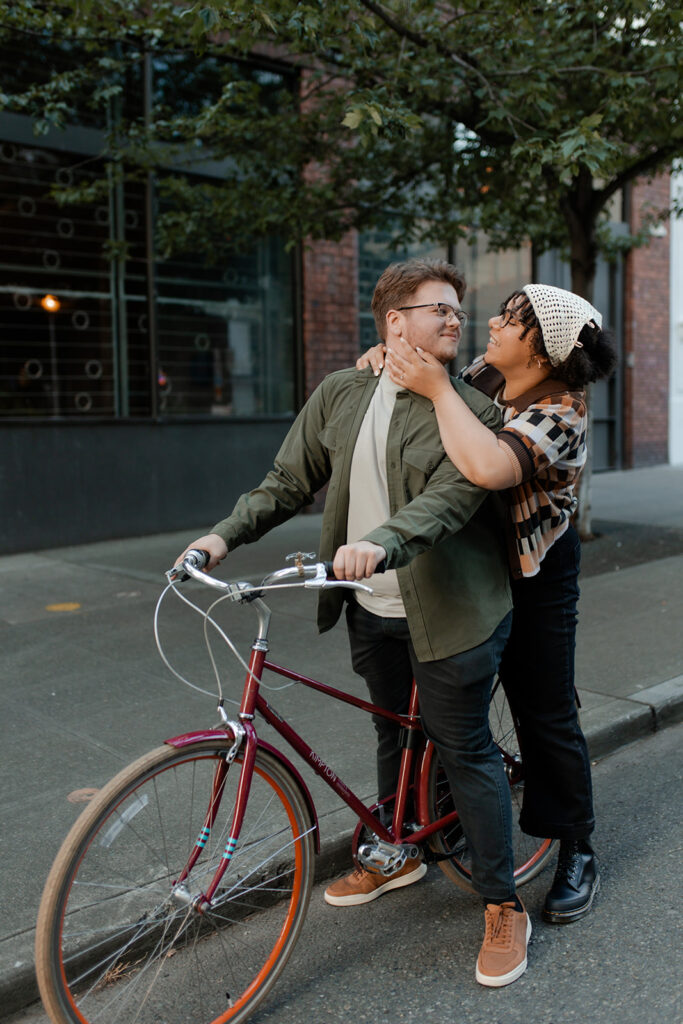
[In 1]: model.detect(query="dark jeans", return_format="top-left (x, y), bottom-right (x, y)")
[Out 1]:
top-left (498, 524), bottom-right (595, 840)
top-left (346, 602), bottom-right (514, 900)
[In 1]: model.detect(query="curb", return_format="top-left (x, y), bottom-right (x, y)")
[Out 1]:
top-left (582, 675), bottom-right (683, 761)
top-left (0, 937), bottom-right (36, 1022)
top-left (2, 680), bottom-right (681, 1021)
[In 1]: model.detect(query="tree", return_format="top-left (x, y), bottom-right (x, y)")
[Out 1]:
top-left (2, 1), bottom-right (681, 293)
top-left (2, 0), bottom-right (682, 529)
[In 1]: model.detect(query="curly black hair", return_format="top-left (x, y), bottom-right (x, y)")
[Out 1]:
top-left (500, 291), bottom-right (617, 389)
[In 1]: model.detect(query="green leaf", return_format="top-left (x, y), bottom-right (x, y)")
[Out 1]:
top-left (198, 7), bottom-right (221, 32)
top-left (342, 109), bottom-right (363, 129)
top-left (257, 8), bottom-right (278, 32)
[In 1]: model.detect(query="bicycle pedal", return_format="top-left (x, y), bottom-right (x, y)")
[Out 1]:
top-left (357, 840), bottom-right (420, 876)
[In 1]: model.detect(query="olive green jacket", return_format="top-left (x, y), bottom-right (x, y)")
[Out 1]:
top-left (211, 367), bottom-right (511, 662)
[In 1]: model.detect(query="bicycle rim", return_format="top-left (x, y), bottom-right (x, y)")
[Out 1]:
top-left (36, 742), bottom-right (315, 1024)
top-left (427, 681), bottom-right (557, 891)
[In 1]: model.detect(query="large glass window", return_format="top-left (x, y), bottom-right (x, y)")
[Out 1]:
top-left (0, 50), bottom-right (297, 421)
top-left (0, 145), bottom-right (116, 417)
top-left (154, 235), bottom-right (295, 417)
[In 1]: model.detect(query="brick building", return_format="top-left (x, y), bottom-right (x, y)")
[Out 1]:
top-left (0, 45), bottom-right (679, 553)
top-left (671, 169), bottom-right (683, 465)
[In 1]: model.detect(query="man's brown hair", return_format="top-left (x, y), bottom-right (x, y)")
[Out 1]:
top-left (371, 259), bottom-right (467, 340)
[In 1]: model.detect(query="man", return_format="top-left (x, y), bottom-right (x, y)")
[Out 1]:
top-left (176, 259), bottom-right (529, 988)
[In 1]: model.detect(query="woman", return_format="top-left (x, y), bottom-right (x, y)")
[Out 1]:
top-left (359, 283), bottom-right (616, 923)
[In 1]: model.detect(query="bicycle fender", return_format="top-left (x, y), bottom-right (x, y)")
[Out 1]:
top-left (164, 729), bottom-right (320, 853)
top-left (165, 728), bottom-right (237, 746)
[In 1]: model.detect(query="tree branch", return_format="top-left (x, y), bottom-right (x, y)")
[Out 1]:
top-left (595, 143), bottom-right (681, 212)
top-left (354, 0), bottom-right (537, 135)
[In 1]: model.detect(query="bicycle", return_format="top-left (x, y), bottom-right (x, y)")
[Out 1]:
top-left (35, 550), bottom-right (556, 1024)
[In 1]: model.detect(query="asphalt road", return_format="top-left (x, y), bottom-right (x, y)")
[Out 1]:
top-left (7, 724), bottom-right (682, 1024)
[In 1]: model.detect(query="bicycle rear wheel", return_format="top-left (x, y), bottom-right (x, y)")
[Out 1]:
top-left (426, 680), bottom-right (557, 892)
top-left (36, 741), bottom-right (316, 1024)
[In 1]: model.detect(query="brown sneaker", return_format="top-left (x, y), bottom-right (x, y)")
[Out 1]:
top-left (476, 901), bottom-right (531, 988)
top-left (324, 857), bottom-right (426, 907)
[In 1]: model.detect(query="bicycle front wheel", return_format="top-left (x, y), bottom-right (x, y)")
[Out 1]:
top-left (36, 741), bottom-right (316, 1024)
top-left (426, 680), bottom-right (557, 892)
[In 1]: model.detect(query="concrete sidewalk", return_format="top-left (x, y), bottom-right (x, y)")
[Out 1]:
top-left (2, 464), bottom-right (682, 1017)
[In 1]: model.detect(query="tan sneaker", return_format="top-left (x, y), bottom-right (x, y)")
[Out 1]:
top-left (324, 857), bottom-right (426, 907)
top-left (476, 901), bottom-right (531, 988)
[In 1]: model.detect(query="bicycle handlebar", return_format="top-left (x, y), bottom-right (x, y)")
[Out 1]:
top-left (166, 549), bottom-right (385, 598)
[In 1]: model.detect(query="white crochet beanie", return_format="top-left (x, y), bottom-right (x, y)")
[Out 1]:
top-left (523, 284), bottom-right (602, 367)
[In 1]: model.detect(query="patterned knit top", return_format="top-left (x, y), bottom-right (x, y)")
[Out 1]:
top-left (461, 356), bottom-right (587, 578)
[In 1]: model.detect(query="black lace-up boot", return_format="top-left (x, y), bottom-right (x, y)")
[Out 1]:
top-left (542, 839), bottom-right (599, 924)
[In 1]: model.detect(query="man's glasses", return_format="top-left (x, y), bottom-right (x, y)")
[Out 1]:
top-left (398, 303), bottom-right (470, 328)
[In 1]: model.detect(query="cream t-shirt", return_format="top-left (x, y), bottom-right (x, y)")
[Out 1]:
top-left (346, 372), bottom-right (406, 617)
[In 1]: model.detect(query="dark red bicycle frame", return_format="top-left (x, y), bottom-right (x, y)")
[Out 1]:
top-left (166, 643), bottom-right (519, 906)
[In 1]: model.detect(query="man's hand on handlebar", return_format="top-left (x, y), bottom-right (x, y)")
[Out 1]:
top-left (175, 533), bottom-right (227, 573)
top-left (173, 535), bottom-right (385, 583)
top-left (333, 541), bottom-right (387, 581)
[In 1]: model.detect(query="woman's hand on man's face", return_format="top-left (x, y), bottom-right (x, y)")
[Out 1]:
top-left (385, 336), bottom-right (451, 402)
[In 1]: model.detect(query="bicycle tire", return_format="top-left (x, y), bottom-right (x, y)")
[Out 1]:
top-left (426, 680), bottom-right (557, 892)
top-left (36, 741), bottom-right (316, 1024)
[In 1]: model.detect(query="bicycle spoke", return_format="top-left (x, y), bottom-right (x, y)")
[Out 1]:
top-left (37, 743), bottom-right (315, 1024)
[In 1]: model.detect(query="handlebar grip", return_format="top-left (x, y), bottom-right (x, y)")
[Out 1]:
top-left (323, 559), bottom-right (386, 579)
top-left (169, 547), bottom-right (211, 582)
top-left (185, 548), bottom-right (210, 571)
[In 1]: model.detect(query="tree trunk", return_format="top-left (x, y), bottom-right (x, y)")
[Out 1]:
top-left (562, 174), bottom-right (599, 539)
top-left (576, 389), bottom-right (595, 540)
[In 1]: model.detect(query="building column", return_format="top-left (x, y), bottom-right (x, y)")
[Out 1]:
top-left (623, 172), bottom-right (671, 467)
top-left (301, 233), bottom-right (360, 398)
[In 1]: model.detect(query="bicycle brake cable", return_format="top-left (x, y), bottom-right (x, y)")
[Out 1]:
top-left (203, 591), bottom-right (296, 693)
top-left (155, 581), bottom-right (297, 705)
top-left (154, 583), bottom-right (237, 703)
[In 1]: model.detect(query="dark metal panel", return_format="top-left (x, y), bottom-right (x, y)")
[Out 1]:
top-left (0, 419), bottom-right (295, 553)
